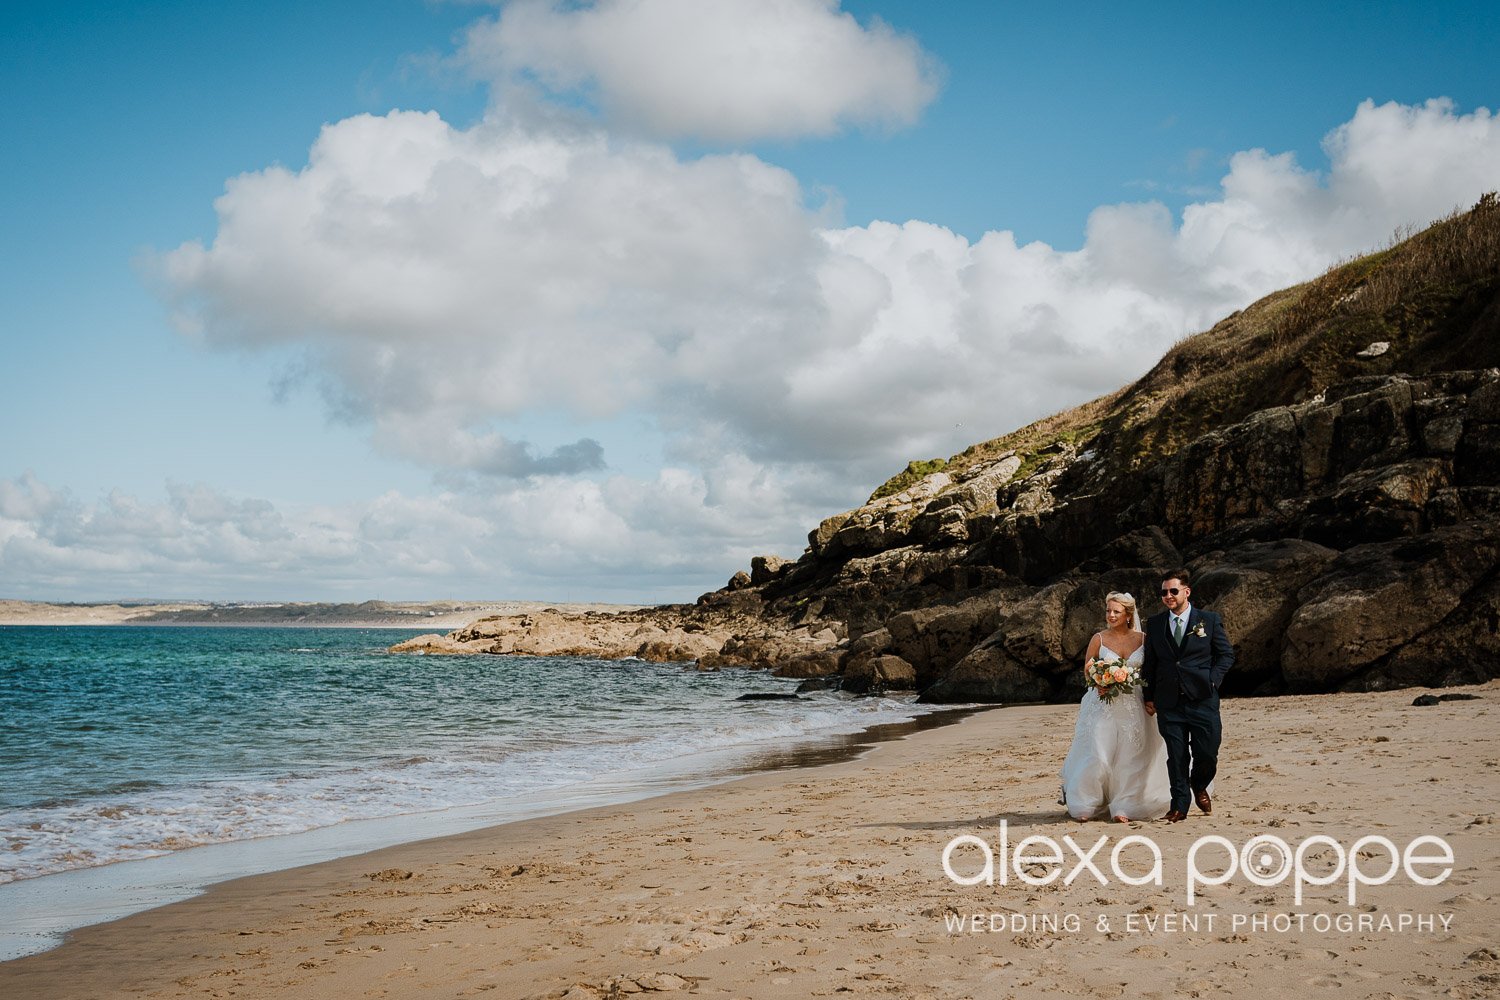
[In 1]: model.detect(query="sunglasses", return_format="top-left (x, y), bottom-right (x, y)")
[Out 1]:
top-left (1159, 587), bottom-right (1184, 596)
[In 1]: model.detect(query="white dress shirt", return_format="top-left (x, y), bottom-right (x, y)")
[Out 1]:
top-left (1172, 604), bottom-right (1193, 639)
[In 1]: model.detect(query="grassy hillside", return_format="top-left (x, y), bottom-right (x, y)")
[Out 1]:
top-left (869, 193), bottom-right (1500, 500)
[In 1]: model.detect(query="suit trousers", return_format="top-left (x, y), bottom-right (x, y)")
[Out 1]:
top-left (1155, 695), bottom-right (1221, 813)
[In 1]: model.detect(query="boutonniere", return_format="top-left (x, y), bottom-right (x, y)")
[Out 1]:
top-left (1191, 622), bottom-right (1207, 639)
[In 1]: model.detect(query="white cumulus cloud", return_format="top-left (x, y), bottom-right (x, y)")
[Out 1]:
top-left (159, 110), bottom-right (826, 421)
top-left (143, 96), bottom-right (1500, 600)
top-left (0, 468), bottom-right (827, 602)
top-left (460, 0), bottom-right (941, 142)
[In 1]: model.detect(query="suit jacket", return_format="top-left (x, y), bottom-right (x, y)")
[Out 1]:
top-left (1141, 606), bottom-right (1234, 710)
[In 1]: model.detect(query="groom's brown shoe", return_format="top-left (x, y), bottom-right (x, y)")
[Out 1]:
top-left (1164, 809), bottom-right (1187, 822)
top-left (1194, 789), bottom-right (1213, 815)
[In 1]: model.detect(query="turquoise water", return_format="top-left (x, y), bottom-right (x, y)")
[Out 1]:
top-left (0, 626), bottom-right (931, 884)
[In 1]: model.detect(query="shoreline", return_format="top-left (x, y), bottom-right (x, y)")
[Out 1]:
top-left (0, 705), bottom-right (984, 965)
top-left (2, 681), bottom-right (1495, 999)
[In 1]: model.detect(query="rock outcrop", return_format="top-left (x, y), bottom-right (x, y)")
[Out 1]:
top-left (916, 365), bottom-right (1500, 701)
top-left (390, 606), bottom-right (845, 670)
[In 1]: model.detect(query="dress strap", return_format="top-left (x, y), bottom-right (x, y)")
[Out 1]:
top-left (1097, 636), bottom-right (1144, 659)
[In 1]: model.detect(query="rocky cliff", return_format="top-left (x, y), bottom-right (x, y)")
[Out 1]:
top-left (399, 196), bottom-right (1500, 702)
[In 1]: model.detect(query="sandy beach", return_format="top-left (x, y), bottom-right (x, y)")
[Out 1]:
top-left (0, 601), bottom-right (215, 626)
top-left (2, 681), bottom-right (1495, 1000)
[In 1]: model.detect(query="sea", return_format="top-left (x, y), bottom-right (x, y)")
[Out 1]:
top-left (0, 625), bottom-right (948, 959)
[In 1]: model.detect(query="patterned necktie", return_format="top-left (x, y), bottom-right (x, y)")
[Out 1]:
top-left (1173, 617), bottom-right (1184, 644)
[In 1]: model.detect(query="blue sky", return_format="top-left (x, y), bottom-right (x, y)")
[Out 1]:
top-left (2, 1), bottom-right (1497, 602)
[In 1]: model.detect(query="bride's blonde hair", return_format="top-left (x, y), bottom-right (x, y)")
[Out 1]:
top-left (1104, 591), bottom-right (1142, 632)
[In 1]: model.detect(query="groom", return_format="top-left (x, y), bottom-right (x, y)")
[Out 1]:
top-left (1142, 568), bottom-right (1234, 822)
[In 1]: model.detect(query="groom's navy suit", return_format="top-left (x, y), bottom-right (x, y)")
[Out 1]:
top-left (1142, 605), bottom-right (1234, 815)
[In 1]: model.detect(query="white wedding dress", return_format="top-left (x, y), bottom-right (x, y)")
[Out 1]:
top-left (1058, 641), bottom-right (1171, 821)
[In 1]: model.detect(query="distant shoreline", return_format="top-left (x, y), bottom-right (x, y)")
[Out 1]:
top-left (0, 599), bottom-right (646, 630)
top-left (1, 621), bottom-right (463, 630)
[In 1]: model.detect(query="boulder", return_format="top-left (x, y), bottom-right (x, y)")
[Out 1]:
top-left (915, 580), bottom-right (1082, 701)
top-left (808, 511), bottom-right (853, 553)
top-left (1415, 396), bottom-right (1468, 454)
top-left (750, 554), bottom-right (791, 586)
top-left (1347, 571), bottom-right (1500, 690)
top-left (1188, 539), bottom-right (1339, 694)
top-left (636, 631), bottom-right (724, 663)
top-left (994, 582), bottom-right (1073, 675)
top-left (696, 588), bottom-right (766, 614)
top-left (771, 649), bottom-right (845, 678)
top-left (847, 627), bottom-right (892, 659)
top-left (918, 641), bottom-right (1052, 703)
top-left (1282, 521), bottom-right (1500, 689)
top-left (841, 654), bottom-right (917, 695)
top-left (696, 651), bottom-right (747, 670)
top-left (883, 606), bottom-right (947, 679)
top-left (908, 503), bottom-right (969, 544)
top-left (883, 595), bottom-right (1008, 685)
top-left (792, 596), bottom-right (827, 626)
top-left (719, 630), bottom-right (839, 671)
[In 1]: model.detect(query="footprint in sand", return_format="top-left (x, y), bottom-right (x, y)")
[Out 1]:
top-left (380, 963), bottom-right (418, 980)
top-left (1444, 892), bottom-right (1490, 908)
top-left (1012, 934), bottom-right (1056, 950)
top-left (1341, 968), bottom-right (1385, 982)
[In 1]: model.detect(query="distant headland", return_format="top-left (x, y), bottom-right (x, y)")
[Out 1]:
top-left (0, 599), bottom-right (642, 629)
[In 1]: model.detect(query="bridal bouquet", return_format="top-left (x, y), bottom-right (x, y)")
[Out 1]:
top-left (1084, 655), bottom-right (1140, 702)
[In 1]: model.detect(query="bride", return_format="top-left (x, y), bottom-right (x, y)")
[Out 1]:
top-left (1059, 591), bottom-right (1171, 822)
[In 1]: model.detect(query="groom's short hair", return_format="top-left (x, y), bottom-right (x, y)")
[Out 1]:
top-left (1162, 567), bottom-right (1192, 587)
